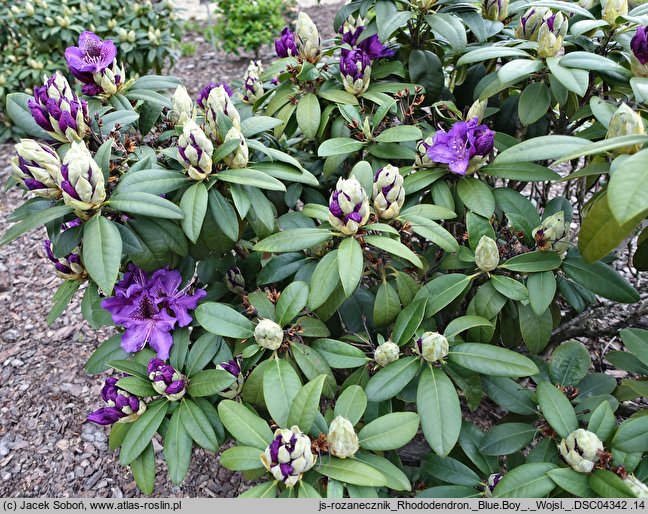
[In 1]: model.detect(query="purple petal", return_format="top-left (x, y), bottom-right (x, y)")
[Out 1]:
top-left (88, 407), bottom-right (125, 425)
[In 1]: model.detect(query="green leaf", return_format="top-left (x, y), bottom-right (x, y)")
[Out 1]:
top-left (358, 412), bottom-right (420, 451)
top-left (287, 375), bottom-right (327, 432)
top-left (444, 316), bottom-right (493, 340)
top-left (537, 382), bottom-right (578, 438)
top-left (498, 59), bottom-right (544, 84)
top-left (296, 93), bottom-right (321, 139)
top-left (518, 82), bottom-right (551, 126)
top-left (253, 228), bottom-right (333, 252)
top-left (83, 216), bottom-right (123, 296)
top-left (495, 136), bottom-right (589, 164)
top-left (366, 356), bottom-right (421, 402)
top-left (338, 237), bottom-right (363, 297)
top-left (612, 416), bottom-right (648, 453)
top-left (6, 93), bottom-right (50, 139)
top-left (527, 271), bottom-right (556, 316)
top-left (217, 400), bottom-right (273, 450)
top-left (587, 401), bottom-right (617, 442)
top-left (457, 47), bottom-right (531, 66)
top-left (500, 251), bottom-right (562, 272)
top-left (130, 442), bottom-right (155, 494)
top-left (492, 463), bottom-right (558, 497)
top-left (481, 162), bottom-right (560, 182)
top-left (392, 298), bottom-right (427, 346)
top-left (621, 328), bottom-right (648, 368)
top-left (108, 359), bottom-right (148, 379)
top-left (275, 281), bottom-right (309, 326)
top-left (316, 458), bottom-right (387, 487)
top-left (218, 168), bottom-right (286, 192)
top-left (375, 125), bottom-right (422, 143)
top-left (240, 116), bottom-right (283, 137)
top-left (179, 399), bottom-right (219, 452)
top-left (457, 177), bottom-right (496, 218)
top-left (115, 169), bottom-right (188, 195)
top-left (298, 481), bottom-right (322, 498)
top-left (589, 469), bottom-right (636, 498)
top-left (562, 255), bottom-right (640, 303)
top-left (219, 446), bottom-right (265, 471)
top-left (405, 215), bottom-right (459, 252)
top-left (184, 333), bottom-right (220, 377)
top-left (550, 340), bottom-right (591, 386)
top-left (290, 344), bottom-right (336, 399)
top-left (490, 276), bottom-right (528, 301)
top-left (608, 150), bottom-right (648, 224)
top-left (164, 408), bottom-right (193, 485)
top-left (559, 52), bottom-right (631, 78)
top-left (547, 468), bottom-right (595, 497)
top-left (354, 453), bottom-right (411, 492)
top-left (519, 304), bottom-right (553, 354)
top-left (1, 204), bottom-right (73, 248)
top-left (449, 343), bottom-right (539, 377)
top-left (318, 137), bottom-right (364, 157)
top-left (311, 339), bottom-right (369, 368)
top-left (482, 377), bottom-right (537, 415)
top-left (308, 250), bottom-right (340, 310)
top-left (421, 454), bottom-right (481, 486)
top-left (116, 376), bottom-right (156, 397)
top-left (415, 274), bottom-right (472, 317)
top-left (185, 365), bottom-right (235, 396)
top-left (425, 13), bottom-right (467, 52)
top-left (208, 189), bottom-right (239, 242)
top-left (195, 302), bottom-right (254, 338)
top-left (180, 182), bottom-right (208, 243)
top-left (85, 335), bottom-right (129, 374)
top-left (333, 385), bottom-right (367, 426)
top-left (374, 281), bottom-right (401, 327)
top-left (317, 89), bottom-right (359, 105)
top-left (263, 358), bottom-right (302, 427)
top-left (47, 280), bottom-right (82, 325)
top-left (240, 482), bottom-right (277, 498)
top-left (418, 366), bottom-right (461, 457)
top-left (120, 399), bottom-right (169, 465)
top-left (108, 192), bottom-right (184, 220)
top-left (363, 235), bottom-right (423, 268)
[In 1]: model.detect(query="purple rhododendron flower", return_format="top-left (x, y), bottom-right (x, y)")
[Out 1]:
top-left (101, 264), bottom-right (206, 359)
top-left (632, 26), bottom-right (648, 64)
top-left (65, 31), bottom-right (117, 85)
top-left (425, 117), bottom-right (495, 175)
top-left (87, 377), bottom-right (144, 425)
top-left (341, 26), bottom-right (394, 61)
top-left (275, 27), bottom-right (298, 58)
top-left (340, 48), bottom-right (370, 81)
top-left (197, 82), bottom-right (233, 109)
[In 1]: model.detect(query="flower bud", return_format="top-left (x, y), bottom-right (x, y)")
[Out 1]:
top-left (631, 27), bottom-right (648, 77)
top-left (197, 82), bottom-right (232, 110)
top-left (128, 30), bottom-right (136, 43)
top-left (25, 3), bottom-right (35, 15)
top-left (242, 61), bottom-right (264, 104)
top-left (169, 85), bottom-right (194, 126)
top-left (328, 177), bottom-right (370, 235)
top-left (532, 211), bottom-right (571, 257)
top-left (467, 99), bottom-right (488, 123)
top-left (296, 12), bottom-right (321, 63)
top-left (559, 429), bottom-right (603, 473)
top-left (215, 358), bottom-right (245, 399)
top-left (413, 0), bottom-right (437, 10)
top-left (602, 0), bottom-right (628, 25)
top-left (606, 103), bottom-right (645, 154)
top-left (28, 72), bottom-right (89, 143)
top-left (275, 27), bottom-right (298, 58)
top-left (178, 119), bottom-right (214, 181)
top-left (327, 416), bottom-right (359, 458)
top-left (148, 358), bottom-right (186, 401)
top-left (225, 266), bottom-right (245, 295)
top-left (624, 475), bottom-right (648, 498)
top-left (254, 319), bottom-right (284, 350)
top-left (374, 341), bottom-right (400, 367)
top-left (414, 332), bottom-right (449, 363)
top-left (11, 139), bottom-right (61, 199)
top-left (44, 238), bottom-right (85, 280)
top-left (415, 135), bottom-right (435, 168)
top-left (475, 236), bottom-right (500, 272)
top-left (537, 12), bottom-right (568, 59)
top-left (483, 0), bottom-right (508, 22)
top-left (372, 165), bottom-right (405, 219)
top-left (222, 127), bottom-right (249, 169)
top-left (88, 377), bottom-right (146, 425)
top-left (516, 7), bottom-right (551, 41)
top-left (261, 426), bottom-right (316, 488)
top-left (340, 49), bottom-right (371, 96)
top-left (484, 473), bottom-right (503, 497)
top-left (204, 85), bottom-right (241, 144)
top-left (57, 141), bottom-right (105, 212)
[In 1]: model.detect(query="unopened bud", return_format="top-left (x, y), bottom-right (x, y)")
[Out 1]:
top-left (327, 416), bottom-right (359, 458)
top-left (606, 103), bottom-right (645, 154)
top-left (475, 236), bottom-right (499, 272)
top-left (374, 341), bottom-right (400, 367)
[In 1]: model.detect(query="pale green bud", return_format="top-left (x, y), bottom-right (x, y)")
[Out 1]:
top-left (342, 63), bottom-right (371, 96)
top-left (516, 7), bottom-right (551, 41)
top-left (107, 18), bottom-right (117, 29)
top-left (128, 30), bottom-right (136, 43)
top-left (606, 103), bottom-right (645, 154)
top-left (296, 12), bottom-right (321, 63)
top-left (414, 0), bottom-right (438, 10)
top-left (537, 13), bottom-right (567, 59)
top-left (483, 0), bottom-right (508, 22)
top-left (205, 85), bottom-right (240, 144)
top-left (177, 119), bottom-right (213, 181)
top-left (93, 61), bottom-right (125, 96)
top-left (602, 0), bottom-right (628, 25)
top-left (374, 341), bottom-right (400, 367)
top-left (532, 211), bottom-right (570, 257)
top-left (559, 429), bottom-right (603, 473)
top-left (11, 139), bottom-right (61, 199)
top-left (372, 164), bottom-right (405, 219)
top-left (254, 319), bottom-right (284, 350)
top-left (118, 28), bottom-right (128, 42)
top-left (415, 332), bottom-right (449, 363)
top-left (415, 135), bottom-right (435, 167)
top-left (169, 85), bottom-right (194, 126)
top-left (475, 236), bottom-right (500, 272)
top-left (328, 177), bottom-right (371, 235)
top-left (25, 2), bottom-right (35, 15)
top-left (222, 127), bottom-right (249, 169)
top-left (327, 416), bottom-right (359, 458)
top-left (58, 141), bottom-right (105, 211)
top-left (467, 99), bottom-right (488, 123)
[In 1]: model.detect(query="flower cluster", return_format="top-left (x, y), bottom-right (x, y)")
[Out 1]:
top-left (275, 13), bottom-right (320, 62)
top-left (87, 377), bottom-right (146, 425)
top-left (372, 165), bottom-right (405, 219)
top-left (148, 358), bottom-right (186, 401)
top-left (101, 264), bottom-right (206, 359)
top-left (196, 82), bottom-right (233, 110)
top-left (215, 358), bottom-right (245, 399)
top-left (261, 426), bottom-right (316, 488)
top-left (559, 429), bottom-right (603, 473)
top-left (43, 222), bottom-right (85, 281)
top-left (64, 32), bottom-right (124, 96)
top-left (425, 117), bottom-right (495, 175)
top-left (11, 139), bottom-right (61, 199)
top-left (414, 332), bottom-right (449, 363)
top-left (328, 177), bottom-right (370, 235)
top-left (242, 61), bottom-right (264, 104)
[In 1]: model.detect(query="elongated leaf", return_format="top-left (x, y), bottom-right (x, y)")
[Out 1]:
top-left (186, 369), bottom-right (235, 397)
top-left (220, 446), bottom-right (266, 471)
top-left (495, 136), bottom-right (589, 164)
top-left (263, 358), bottom-right (302, 427)
top-left (421, 454), bottom-right (481, 486)
top-left (549, 340), bottom-right (590, 386)
top-left (492, 463), bottom-right (557, 497)
top-left (418, 366), bottom-right (461, 457)
top-left (115, 169), bottom-right (188, 195)
top-left (338, 237), bottom-right (363, 296)
top-left (195, 302), bottom-right (254, 338)
top-left (527, 271), bottom-right (556, 316)
top-left (562, 255), bottom-right (640, 303)
top-left (548, 468), bottom-right (595, 497)
top-left (482, 377), bottom-right (537, 415)
top-left (180, 182), bottom-right (208, 243)
top-left (253, 228), bottom-right (333, 252)
top-left (296, 93), bottom-right (320, 139)
top-left (537, 382), bottom-right (578, 438)
top-left (287, 375), bottom-right (327, 432)
top-left (612, 416), bottom-right (648, 453)
top-left (316, 458), bottom-right (387, 487)
top-left (120, 399), bottom-right (169, 465)
top-left (109, 192), bottom-right (184, 220)
top-left (1, 205), bottom-right (73, 248)
top-left (217, 168), bottom-right (286, 192)
top-left (365, 356), bottom-right (420, 402)
top-left (358, 412), bottom-right (420, 451)
top-left (392, 298), bottom-right (427, 346)
top-left (354, 453), bottom-right (411, 492)
top-left (130, 442), bottom-right (155, 494)
top-left (333, 385), bottom-right (367, 426)
top-left (311, 339), bottom-right (369, 368)
top-left (240, 482), bottom-right (277, 498)
top-left (500, 251), bottom-right (562, 272)
top-left (608, 150), bottom-right (648, 224)
top-left (449, 343), bottom-right (539, 377)
top-left (164, 408), bottom-right (193, 484)
top-left (47, 280), bottom-right (81, 325)
top-left (363, 235), bottom-right (423, 268)
top-left (373, 281), bottom-right (401, 327)
top-left (589, 469), bottom-right (636, 498)
top-left (217, 400), bottom-right (273, 449)
top-left (179, 398), bottom-right (219, 451)
top-left (83, 216), bottom-right (123, 295)
top-left (318, 138), bottom-right (364, 157)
